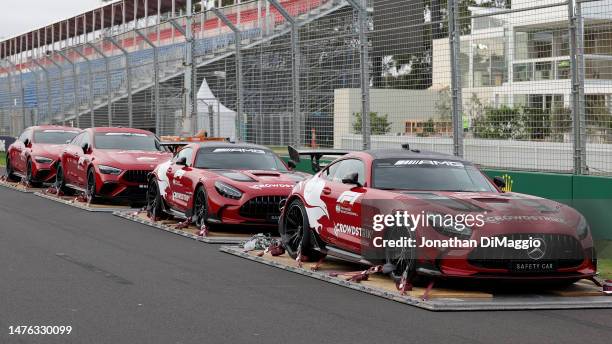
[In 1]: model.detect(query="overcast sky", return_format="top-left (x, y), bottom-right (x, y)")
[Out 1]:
top-left (0, 0), bottom-right (101, 39)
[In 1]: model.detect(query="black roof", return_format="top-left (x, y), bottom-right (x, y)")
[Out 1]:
top-left (365, 149), bottom-right (468, 162)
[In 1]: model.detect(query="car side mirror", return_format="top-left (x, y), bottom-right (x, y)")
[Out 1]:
top-left (341, 172), bottom-right (362, 187)
top-left (82, 143), bottom-right (90, 154)
top-left (493, 176), bottom-right (506, 190)
top-left (24, 138), bottom-right (31, 147)
top-left (287, 160), bottom-right (297, 170)
top-left (176, 156), bottom-right (187, 166)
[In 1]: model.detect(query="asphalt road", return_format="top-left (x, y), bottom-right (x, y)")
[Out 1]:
top-left (1, 187), bottom-right (612, 344)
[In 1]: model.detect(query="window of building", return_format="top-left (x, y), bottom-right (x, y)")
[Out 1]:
top-left (557, 60), bottom-right (571, 79)
top-left (535, 62), bottom-right (553, 80)
top-left (472, 38), bottom-right (507, 87)
top-left (585, 59), bottom-right (612, 80)
top-left (513, 63), bottom-right (533, 82)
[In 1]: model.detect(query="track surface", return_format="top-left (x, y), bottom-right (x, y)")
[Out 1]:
top-left (1, 187), bottom-right (612, 344)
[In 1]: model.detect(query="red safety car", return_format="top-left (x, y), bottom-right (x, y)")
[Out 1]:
top-left (146, 142), bottom-right (309, 230)
top-left (279, 147), bottom-right (597, 285)
top-left (56, 127), bottom-right (173, 203)
top-left (5, 125), bottom-right (82, 186)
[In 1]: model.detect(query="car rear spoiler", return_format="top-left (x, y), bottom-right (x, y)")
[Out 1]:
top-left (160, 142), bottom-right (189, 153)
top-left (287, 146), bottom-right (352, 172)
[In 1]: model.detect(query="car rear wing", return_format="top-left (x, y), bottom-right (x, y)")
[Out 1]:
top-left (287, 146), bottom-right (352, 172)
top-left (160, 142), bottom-right (189, 154)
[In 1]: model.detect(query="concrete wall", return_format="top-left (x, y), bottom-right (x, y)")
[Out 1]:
top-left (333, 88), bottom-right (442, 148)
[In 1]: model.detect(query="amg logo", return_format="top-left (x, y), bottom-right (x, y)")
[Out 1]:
top-left (394, 160), bottom-right (464, 168)
top-left (213, 148), bottom-right (265, 154)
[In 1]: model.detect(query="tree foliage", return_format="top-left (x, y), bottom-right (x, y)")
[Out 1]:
top-left (353, 112), bottom-right (392, 135)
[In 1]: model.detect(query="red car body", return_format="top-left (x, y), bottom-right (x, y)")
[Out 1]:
top-left (56, 127), bottom-right (173, 202)
top-left (147, 142), bottom-right (309, 229)
top-left (5, 125), bottom-right (82, 185)
top-left (280, 149), bottom-right (596, 283)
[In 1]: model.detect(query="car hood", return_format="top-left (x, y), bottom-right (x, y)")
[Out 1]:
top-left (390, 190), bottom-right (582, 234)
top-left (32, 144), bottom-right (66, 159)
top-left (215, 169), bottom-right (309, 189)
top-left (93, 149), bottom-right (173, 169)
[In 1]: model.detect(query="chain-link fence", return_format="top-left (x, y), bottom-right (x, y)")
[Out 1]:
top-left (1, 0), bottom-right (611, 175)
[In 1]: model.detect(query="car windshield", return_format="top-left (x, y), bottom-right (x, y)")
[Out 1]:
top-left (34, 130), bottom-right (80, 144)
top-left (94, 133), bottom-right (161, 151)
top-left (194, 147), bottom-right (288, 171)
top-left (373, 158), bottom-right (496, 192)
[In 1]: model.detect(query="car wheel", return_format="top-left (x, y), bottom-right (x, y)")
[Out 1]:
top-left (147, 178), bottom-right (167, 220)
top-left (384, 228), bottom-right (417, 283)
top-left (280, 199), bottom-right (325, 261)
top-left (5, 154), bottom-right (17, 181)
top-left (86, 168), bottom-right (98, 204)
top-left (55, 164), bottom-right (74, 196)
top-left (25, 159), bottom-right (41, 187)
top-left (193, 186), bottom-right (208, 228)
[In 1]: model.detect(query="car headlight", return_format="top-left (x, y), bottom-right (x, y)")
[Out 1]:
top-left (98, 165), bottom-right (123, 175)
top-left (577, 215), bottom-right (589, 240)
top-left (426, 213), bottom-right (473, 239)
top-left (215, 181), bottom-right (243, 199)
top-left (34, 156), bottom-right (54, 164)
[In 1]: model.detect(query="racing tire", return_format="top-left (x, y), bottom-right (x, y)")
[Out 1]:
top-left (384, 227), bottom-right (417, 284)
top-left (55, 164), bottom-right (75, 196)
top-left (86, 168), bottom-right (99, 204)
top-left (146, 178), bottom-right (167, 220)
top-left (193, 186), bottom-right (208, 228)
top-left (25, 159), bottom-right (41, 187)
top-left (280, 199), bottom-right (325, 261)
top-left (5, 154), bottom-right (17, 181)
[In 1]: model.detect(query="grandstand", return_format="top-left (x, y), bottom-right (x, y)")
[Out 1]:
top-left (0, 0), bottom-right (360, 143)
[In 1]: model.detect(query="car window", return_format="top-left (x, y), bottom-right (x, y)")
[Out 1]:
top-left (320, 160), bottom-right (341, 181)
top-left (71, 133), bottom-right (84, 146)
top-left (193, 147), bottom-right (288, 171)
top-left (18, 130), bottom-right (28, 143)
top-left (175, 147), bottom-right (193, 166)
top-left (94, 132), bottom-right (161, 151)
top-left (331, 159), bottom-right (365, 185)
top-left (81, 132), bottom-right (91, 148)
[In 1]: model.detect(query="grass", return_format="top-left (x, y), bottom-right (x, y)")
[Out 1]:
top-left (0, 154), bottom-right (5, 167)
top-left (596, 240), bottom-right (612, 279)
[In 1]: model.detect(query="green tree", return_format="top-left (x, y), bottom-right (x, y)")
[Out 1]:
top-left (353, 112), bottom-right (392, 135)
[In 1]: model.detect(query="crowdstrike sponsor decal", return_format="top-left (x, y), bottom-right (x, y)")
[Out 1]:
top-left (213, 148), bottom-right (266, 154)
top-left (333, 223), bottom-right (372, 239)
top-left (249, 183), bottom-right (294, 190)
top-left (394, 160), bottom-right (464, 168)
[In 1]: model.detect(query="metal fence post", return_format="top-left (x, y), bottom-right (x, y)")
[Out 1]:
top-left (106, 36), bottom-right (133, 127)
top-left (568, 0), bottom-right (587, 175)
top-left (57, 51), bottom-right (80, 128)
top-left (87, 42), bottom-right (113, 126)
top-left (135, 29), bottom-right (160, 135)
top-left (210, 7), bottom-right (244, 141)
top-left (4, 59), bottom-right (25, 131)
top-left (170, 12), bottom-right (196, 135)
top-left (268, 0), bottom-right (301, 147)
top-left (347, 0), bottom-right (371, 150)
top-left (46, 55), bottom-right (66, 124)
top-left (73, 48), bottom-right (95, 127)
top-left (448, 0), bottom-right (464, 158)
top-left (30, 59), bottom-right (51, 125)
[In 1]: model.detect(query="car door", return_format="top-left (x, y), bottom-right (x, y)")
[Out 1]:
top-left (321, 158), bottom-right (367, 253)
top-left (74, 132), bottom-right (92, 187)
top-left (63, 133), bottom-right (83, 184)
top-left (165, 147), bottom-right (194, 212)
top-left (11, 130), bottom-right (28, 173)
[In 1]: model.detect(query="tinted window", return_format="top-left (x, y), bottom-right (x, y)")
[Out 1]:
top-left (70, 133), bottom-right (84, 146)
top-left (373, 158), bottom-right (496, 192)
top-left (175, 148), bottom-right (194, 166)
top-left (34, 130), bottom-right (80, 144)
top-left (194, 147), bottom-right (287, 171)
top-left (320, 161), bottom-right (340, 181)
top-left (331, 159), bottom-right (365, 185)
top-left (94, 133), bottom-right (161, 151)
